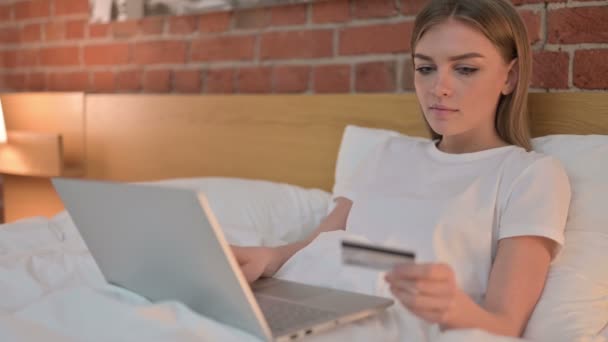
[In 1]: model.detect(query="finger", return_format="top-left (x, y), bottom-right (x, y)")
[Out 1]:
top-left (409, 307), bottom-right (447, 325)
top-left (390, 279), bottom-right (453, 296)
top-left (240, 262), bottom-right (264, 283)
top-left (391, 263), bottom-right (452, 281)
top-left (389, 281), bottom-right (418, 296)
top-left (392, 288), bottom-right (450, 312)
top-left (231, 246), bottom-right (246, 262)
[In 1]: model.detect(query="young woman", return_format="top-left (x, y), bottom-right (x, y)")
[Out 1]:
top-left (233, 0), bottom-right (571, 337)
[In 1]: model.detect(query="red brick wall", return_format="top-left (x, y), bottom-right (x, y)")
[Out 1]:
top-left (0, 0), bottom-right (607, 94)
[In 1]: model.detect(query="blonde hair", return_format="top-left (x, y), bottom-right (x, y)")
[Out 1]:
top-left (411, 0), bottom-right (533, 150)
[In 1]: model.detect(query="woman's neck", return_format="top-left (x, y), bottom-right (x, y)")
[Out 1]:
top-left (437, 132), bottom-right (509, 154)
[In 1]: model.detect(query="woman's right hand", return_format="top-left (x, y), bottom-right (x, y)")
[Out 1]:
top-left (231, 245), bottom-right (282, 283)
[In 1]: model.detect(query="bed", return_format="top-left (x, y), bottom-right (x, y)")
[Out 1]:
top-left (0, 92), bottom-right (606, 341)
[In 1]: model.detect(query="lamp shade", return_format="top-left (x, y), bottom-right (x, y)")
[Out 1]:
top-left (0, 99), bottom-right (7, 143)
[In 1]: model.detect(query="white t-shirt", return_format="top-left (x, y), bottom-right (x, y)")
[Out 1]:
top-left (334, 136), bottom-right (571, 304)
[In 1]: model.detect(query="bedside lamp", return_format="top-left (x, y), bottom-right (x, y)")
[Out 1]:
top-left (0, 99), bottom-right (66, 177)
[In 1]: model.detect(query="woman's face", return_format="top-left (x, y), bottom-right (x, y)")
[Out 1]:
top-left (413, 19), bottom-right (516, 141)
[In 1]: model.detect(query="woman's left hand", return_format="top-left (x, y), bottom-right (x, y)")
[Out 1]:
top-left (384, 263), bottom-right (467, 327)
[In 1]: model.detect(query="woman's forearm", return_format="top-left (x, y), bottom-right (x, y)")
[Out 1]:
top-left (442, 291), bottom-right (521, 337)
top-left (267, 198), bottom-right (352, 276)
top-left (268, 223), bottom-right (343, 276)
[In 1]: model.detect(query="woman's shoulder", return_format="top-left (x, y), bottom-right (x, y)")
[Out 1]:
top-left (503, 146), bottom-right (568, 182)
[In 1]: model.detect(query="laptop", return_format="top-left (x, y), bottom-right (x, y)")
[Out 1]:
top-left (52, 178), bottom-right (393, 341)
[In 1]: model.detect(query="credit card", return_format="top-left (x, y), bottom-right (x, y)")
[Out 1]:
top-left (341, 239), bottom-right (415, 271)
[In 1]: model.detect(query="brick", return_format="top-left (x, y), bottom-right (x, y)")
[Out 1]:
top-left (169, 15), bottom-right (198, 34)
top-left (205, 68), bottom-right (234, 93)
top-left (531, 51), bottom-right (568, 89)
top-left (89, 23), bottom-right (110, 38)
top-left (174, 70), bottom-right (201, 93)
top-left (574, 49), bottom-right (608, 90)
top-left (340, 22), bottom-right (412, 55)
top-left (191, 35), bottom-right (255, 62)
top-left (353, 0), bottom-right (397, 19)
top-left (511, 0), bottom-right (564, 5)
top-left (66, 20), bottom-right (85, 39)
top-left (116, 70), bottom-right (142, 91)
top-left (548, 7), bottom-right (608, 44)
top-left (271, 4), bottom-right (307, 26)
top-left (199, 12), bottom-right (231, 33)
top-left (2, 51), bottom-right (14, 68)
top-left (511, 0), bottom-right (543, 4)
top-left (15, 0), bottom-right (50, 20)
top-left (355, 61), bottom-right (396, 92)
top-left (6, 73), bottom-right (26, 90)
top-left (401, 0), bottom-right (429, 15)
top-left (237, 67), bottom-right (272, 93)
top-left (143, 70), bottom-right (171, 92)
top-left (519, 10), bottom-right (541, 44)
top-left (26, 72), bottom-right (45, 90)
top-left (140, 17), bottom-right (164, 35)
top-left (112, 20), bottom-right (139, 39)
top-left (274, 65), bottom-right (310, 93)
top-left (16, 49), bottom-right (39, 67)
top-left (313, 64), bottom-right (350, 93)
top-left (91, 71), bottom-right (115, 92)
top-left (21, 23), bottom-right (41, 43)
top-left (40, 46), bottom-right (80, 66)
top-left (134, 41), bottom-right (186, 64)
top-left (84, 43), bottom-right (130, 65)
top-left (402, 58), bottom-right (414, 90)
top-left (47, 72), bottom-right (88, 91)
top-left (0, 4), bottom-right (13, 21)
top-left (4, 49), bottom-right (38, 68)
top-left (54, 0), bottom-right (88, 15)
top-left (44, 22), bottom-right (65, 41)
top-left (0, 27), bottom-right (20, 44)
top-left (234, 8), bottom-right (271, 29)
top-left (312, 0), bottom-right (349, 23)
top-left (261, 30), bottom-right (333, 60)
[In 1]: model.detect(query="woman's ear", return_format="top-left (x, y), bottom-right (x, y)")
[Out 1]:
top-left (502, 58), bottom-right (519, 95)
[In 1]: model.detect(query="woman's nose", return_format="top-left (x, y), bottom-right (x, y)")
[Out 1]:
top-left (432, 72), bottom-right (453, 97)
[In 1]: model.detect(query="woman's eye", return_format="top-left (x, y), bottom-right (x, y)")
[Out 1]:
top-left (415, 66), bottom-right (434, 75)
top-left (456, 67), bottom-right (478, 76)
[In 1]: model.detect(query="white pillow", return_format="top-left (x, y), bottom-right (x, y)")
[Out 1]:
top-left (333, 125), bottom-right (404, 193)
top-left (524, 135), bottom-right (608, 342)
top-left (143, 177), bottom-right (331, 247)
top-left (333, 125), bottom-right (608, 342)
top-left (328, 125), bottom-right (425, 213)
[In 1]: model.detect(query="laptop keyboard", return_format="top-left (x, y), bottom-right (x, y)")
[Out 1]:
top-left (255, 295), bottom-right (337, 335)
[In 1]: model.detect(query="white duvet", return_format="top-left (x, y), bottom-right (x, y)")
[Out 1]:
top-left (0, 213), bottom-right (587, 342)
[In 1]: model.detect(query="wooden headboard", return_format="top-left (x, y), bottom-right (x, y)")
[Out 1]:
top-left (2, 92), bottom-right (607, 222)
top-left (84, 94), bottom-right (425, 189)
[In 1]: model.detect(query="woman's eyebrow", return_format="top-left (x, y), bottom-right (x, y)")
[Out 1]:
top-left (413, 52), bottom-right (485, 61)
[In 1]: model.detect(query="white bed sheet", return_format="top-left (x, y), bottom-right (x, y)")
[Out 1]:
top-left (0, 213), bottom-right (584, 342)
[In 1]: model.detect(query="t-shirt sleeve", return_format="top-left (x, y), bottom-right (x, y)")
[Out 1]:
top-left (332, 140), bottom-right (387, 203)
top-left (498, 156), bottom-right (571, 255)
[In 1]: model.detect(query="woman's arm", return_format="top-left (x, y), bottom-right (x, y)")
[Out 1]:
top-left (466, 235), bottom-right (555, 335)
top-left (386, 235), bottom-right (555, 337)
top-left (233, 197), bottom-right (352, 283)
top-left (271, 197), bottom-right (353, 270)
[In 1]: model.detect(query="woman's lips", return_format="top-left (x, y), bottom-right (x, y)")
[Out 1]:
top-left (429, 106), bottom-right (458, 118)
